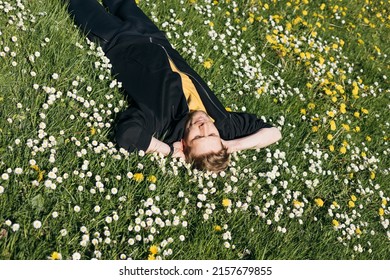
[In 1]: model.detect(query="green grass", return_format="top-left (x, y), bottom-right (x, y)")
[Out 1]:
top-left (0, 0), bottom-right (389, 260)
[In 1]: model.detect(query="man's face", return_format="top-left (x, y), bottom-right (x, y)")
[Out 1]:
top-left (182, 111), bottom-right (223, 156)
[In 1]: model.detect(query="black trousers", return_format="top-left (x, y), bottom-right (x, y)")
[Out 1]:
top-left (66, 0), bottom-right (166, 52)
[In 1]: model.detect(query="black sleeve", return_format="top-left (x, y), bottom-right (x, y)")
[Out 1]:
top-left (114, 106), bottom-right (154, 152)
top-left (218, 112), bottom-right (274, 141)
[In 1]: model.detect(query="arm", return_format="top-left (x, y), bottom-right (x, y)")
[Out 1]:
top-left (146, 137), bottom-right (185, 159)
top-left (146, 137), bottom-right (170, 155)
top-left (222, 127), bottom-right (281, 154)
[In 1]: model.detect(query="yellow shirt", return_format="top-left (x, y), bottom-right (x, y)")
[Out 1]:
top-left (168, 58), bottom-right (208, 114)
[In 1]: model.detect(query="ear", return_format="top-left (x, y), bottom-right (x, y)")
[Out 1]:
top-left (181, 138), bottom-right (187, 148)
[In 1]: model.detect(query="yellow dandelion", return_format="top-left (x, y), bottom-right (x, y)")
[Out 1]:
top-left (340, 146), bottom-right (347, 154)
top-left (327, 111), bottom-right (335, 118)
top-left (148, 254), bottom-right (156, 260)
top-left (361, 108), bottom-right (369, 114)
top-left (38, 170), bottom-right (45, 183)
top-left (370, 171), bottom-right (375, 180)
top-left (50, 251), bottom-right (62, 260)
top-left (324, 46), bottom-right (330, 53)
top-left (300, 108), bottom-right (307, 115)
top-left (340, 103), bottom-right (347, 114)
top-left (327, 134), bottom-right (333, 141)
top-left (355, 228), bottom-right (362, 235)
top-left (308, 102), bottom-right (315, 109)
top-left (293, 200), bottom-right (303, 207)
top-left (149, 245), bottom-right (158, 255)
top-left (147, 175), bottom-right (157, 184)
top-left (225, 107), bottom-right (232, 112)
top-left (329, 120), bottom-right (336, 131)
top-left (133, 173), bottom-right (144, 182)
top-left (351, 195), bottom-right (357, 202)
top-left (314, 198), bottom-right (324, 207)
top-left (379, 208), bottom-right (384, 216)
top-left (222, 198), bottom-right (232, 207)
top-left (342, 124), bottom-right (350, 131)
top-left (312, 126), bottom-right (319, 133)
top-left (374, 45), bottom-right (381, 54)
top-left (332, 201), bottom-right (339, 208)
top-left (329, 145), bottom-right (335, 152)
top-left (214, 225), bottom-right (222, 231)
top-left (266, 34), bottom-right (277, 45)
top-left (382, 199), bottom-right (388, 206)
top-left (31, 165), bottom-right (40, 171)
top-left (90, 126), bottom-right (96, 135)
top-left (332, 219), bottom-right (339, 227)
top-left (352, 86), bottom-right (359, 97)
top-left (203, 59), bottom-right (213, 69)
top-left (366, 136), bottom-right (372, 142)
top-left (354, 126), bottom-right (360, 132)
top-left (348, 200), bottom-right (355, 208)
top-left (335, 84), bottom-right (344, 93)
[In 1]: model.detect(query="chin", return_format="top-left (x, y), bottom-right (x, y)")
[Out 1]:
top-left (186, 111), bottom-right (206, 125)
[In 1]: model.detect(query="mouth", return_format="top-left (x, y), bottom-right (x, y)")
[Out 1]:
top-left (186, 111), bottom-right (210, 128)
top-left (193, 114), bottom-right (213, 126)
top-left (192, 116), bottom-right (207, 125)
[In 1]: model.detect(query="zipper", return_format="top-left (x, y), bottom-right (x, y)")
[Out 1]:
top-left (149, 37), bottom-right (227, 118)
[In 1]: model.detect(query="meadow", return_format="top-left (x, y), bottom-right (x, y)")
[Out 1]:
top-left (0, 0), bottom-right (389, 260)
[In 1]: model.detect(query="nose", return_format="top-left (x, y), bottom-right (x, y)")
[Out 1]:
top-left (198, 121), bottom-right (210, 135)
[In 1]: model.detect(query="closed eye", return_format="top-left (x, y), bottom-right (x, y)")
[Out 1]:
top-left (194, 134), bottom-right (216, 140)
top-left (192, 133), bottom-right (217, 143)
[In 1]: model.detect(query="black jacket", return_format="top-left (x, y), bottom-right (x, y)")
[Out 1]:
top-left (106, 35), bottom-right (273, 152)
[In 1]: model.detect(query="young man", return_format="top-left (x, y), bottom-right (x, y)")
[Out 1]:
top-left (65, 0), bottom-right (281, 172)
